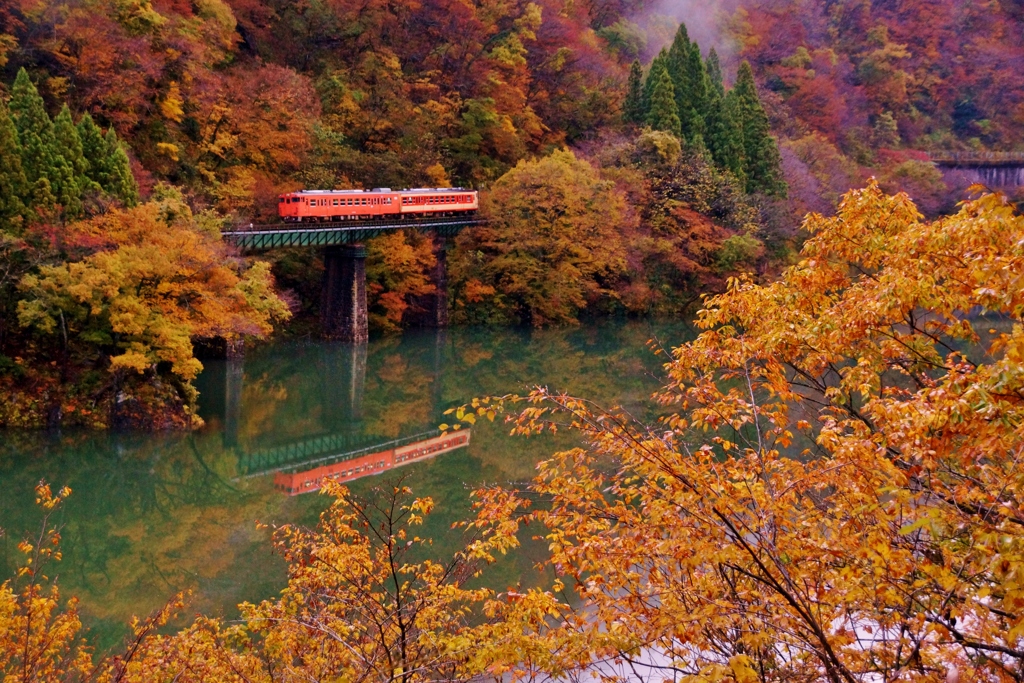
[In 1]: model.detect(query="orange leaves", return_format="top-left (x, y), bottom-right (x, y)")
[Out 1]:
top-left (454, 184), bottom-right (1024, 681)
top-left (0, 484), bottom-right (93, 683)
top-left (11, 189), bottom-right (288, 427)
top-left (451, 149), bottom-right (628, 326)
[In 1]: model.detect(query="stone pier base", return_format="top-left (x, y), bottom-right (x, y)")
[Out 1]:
top-left (322, 244), bottom-right (368, 342)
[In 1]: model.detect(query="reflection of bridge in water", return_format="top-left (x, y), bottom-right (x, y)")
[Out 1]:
top-left (269, 429), bottom-right (471, 495)
top-left (197, 329), bottom-right (460, 494)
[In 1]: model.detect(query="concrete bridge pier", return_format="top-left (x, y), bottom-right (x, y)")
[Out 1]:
top-left (407, 234), bottom-right (449, 328)
top-left (223, 357), bottom-right (243, 448)
top-left (322, 245), bottom-right (368, 342)
top-left (319, 341), bottom-right (367, 428)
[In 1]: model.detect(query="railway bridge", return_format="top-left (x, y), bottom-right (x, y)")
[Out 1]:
top-left (929, 152), bottom-right (1024, 188)
top-left (222, 216), bottom-right (485, 342)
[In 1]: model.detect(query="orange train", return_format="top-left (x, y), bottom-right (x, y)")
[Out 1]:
top-left (278, 187), bottom-right (479, 222)
top-left (273, 430), bottom-right (472, 496)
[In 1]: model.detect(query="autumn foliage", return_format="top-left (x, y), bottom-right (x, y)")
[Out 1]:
top-left (466, 184), bottom-right (1024, 680)
top-left (1, 187), bottom-right (289, 429)
top-left (5, 184), bottom-right (1024, 680)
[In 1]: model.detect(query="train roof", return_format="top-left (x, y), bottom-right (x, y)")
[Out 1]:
top-left (284, 187), bottom-right (472, 195)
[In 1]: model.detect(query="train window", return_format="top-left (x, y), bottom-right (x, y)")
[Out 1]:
top-left (333, 199), bottom-right (339, 206)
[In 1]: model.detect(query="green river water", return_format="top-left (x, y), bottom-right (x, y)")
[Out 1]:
top-left (0, 320), bottom-right (692, 651)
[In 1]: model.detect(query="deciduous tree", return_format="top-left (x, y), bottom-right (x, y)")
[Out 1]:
top-left (466, 183), bottom-right (1024, 682)
top-left (451, 149), bottom-right (628, 326)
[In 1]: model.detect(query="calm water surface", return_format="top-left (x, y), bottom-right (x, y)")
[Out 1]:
top-left (0, 320), bottom-right (692, 650)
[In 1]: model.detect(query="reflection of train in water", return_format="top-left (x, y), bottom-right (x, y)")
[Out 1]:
top-left (273, 430), bottom-right (471, 496)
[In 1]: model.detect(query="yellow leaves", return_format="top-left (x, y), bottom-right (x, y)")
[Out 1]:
top-left (18, 199), bottom-right (288, 393)
top-left (156, 141), bottom-right (180, 161)
top-left (728, 654), bottom-right (759, 683)
top-left (160, 81), bottom-right (184, 123)
top-left (447, 184), bottom-right (1024, 681)
top-left (109, 349), bottom-right (151, 374)
top-left (424, 162), bottom-right (451, 187)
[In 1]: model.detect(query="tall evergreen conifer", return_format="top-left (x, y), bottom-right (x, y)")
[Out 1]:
top-left (642, 50), bottom-right (670, 117)
top-left (54, 105), bottom-right (98, 196)
top-left (105, 129), bottom-right (139, 207)
top-left (667, 23), bottom-right (691, 105)
top-left (646, 69), bottom-right (682, 139)
top-left (733, 61), bottom-right (786, 197)
top-left (9, 68), bottom-right (81, 216)
top-left (0, 101), bottom-right (28, 230)
top-left (9, 68), bottom-right (53, 189)
top-left (78, 113), bottom-right (112, 189)
top-left (682, 43), bottom-right (709, 142)
top-left (707, 90), bottom-right (745, 182)
top-left (706, 48), bottom-right (725, 99)
top-left (623, 60), bottom-right (645, 124)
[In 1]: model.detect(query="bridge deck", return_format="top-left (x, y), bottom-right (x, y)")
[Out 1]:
top-left (929, 152), bottom-right (1024, 167)
top-left (222, 217), bottom-right (487, 249)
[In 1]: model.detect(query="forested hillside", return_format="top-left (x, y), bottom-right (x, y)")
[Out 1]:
top-left (1, 0), bottom-right (1023, 426)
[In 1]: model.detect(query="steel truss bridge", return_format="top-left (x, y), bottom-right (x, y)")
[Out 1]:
top-left (222, 216), bottom-right (487, 249)
top-left (236, 429), bottom-right (443, 478)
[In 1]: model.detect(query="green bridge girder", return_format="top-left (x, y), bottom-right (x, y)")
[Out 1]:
top-left (222, 217), bottom-right (487, 249)
top-left (236, 429), bottom-right (443, 478)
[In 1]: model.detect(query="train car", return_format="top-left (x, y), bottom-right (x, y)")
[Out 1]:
top-left (278, 188), bottom-right (478, 222)
top-left (397, 189), bottom-right (478, 216)
top-left (272, 430), bottom-right (472, 496)
top-left (278, 188), bottom-right (399, 222)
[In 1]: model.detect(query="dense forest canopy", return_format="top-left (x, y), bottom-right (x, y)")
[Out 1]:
top-left (0, 0), bottom-right (1023, 428)
top-left (3, 0), bottom-right (1024, 680)
top-left (3, 0), bottom-right (1022, 197)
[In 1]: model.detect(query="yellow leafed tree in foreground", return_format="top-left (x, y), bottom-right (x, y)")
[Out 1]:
top-left (3, 183), bottom-right (1024, 681)
top-left (468, 181), bottom-right (1024, 682)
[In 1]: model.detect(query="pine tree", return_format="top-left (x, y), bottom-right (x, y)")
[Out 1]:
top-left (642, 50), bottom-right (670, 118)
top-left (733, 61), bottom-right (786, 197)
top-left (707, 90), bottom-right (745, 182)
top-left (667, 23), bottom-right (691, 105)
top-left (681, 42), bottom-right (709, 141)
top-left (30, 178), bottom-right (56, 221)
top-left (646, 68), bottom-right (682, 139)
top-left (0, 101), bottom-right (28, 230)
top-left (623, 60), bottom-right (645, 124)
top-left (78, 112), bottom-right (112, 189)
top-left (9, 68), bottom-right (81, 217)
top-left (9, 68), bottom-right (53, 189)
top-left (706, 47), bottom-right (725, 99)
top-left (54, 105), bottom-right (99, 196)
top-left (105, 128), bottom-right (139, 207)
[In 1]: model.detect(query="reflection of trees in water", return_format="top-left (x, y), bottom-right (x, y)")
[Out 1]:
top-left (0, 321), bottom-right (694, 650)
top-left (0, 428), bottom-right (275, 644)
